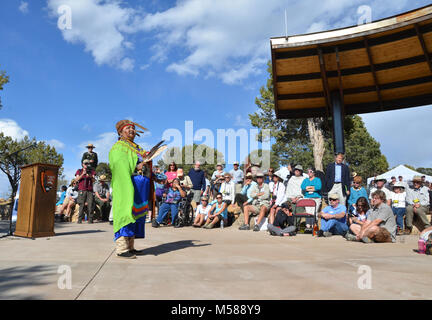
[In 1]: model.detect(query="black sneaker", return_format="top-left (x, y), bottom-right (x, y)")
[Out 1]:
top-left (317, 230), bottom-right (324, 237)
top-left (152, 220), bottom-right (160, 228)
top-left (109, 221), bottom-right (113, 225)
top-left (238, 224), bottom-right (250, 230)
top-left (117, 251), bottom-right (136, 259)
top-left (253, 225), bottom-right (260, 232)
top-left (129, 249), bottom-right (145, 256)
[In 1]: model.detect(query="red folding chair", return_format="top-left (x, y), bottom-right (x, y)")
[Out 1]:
top-left (293, 198), bottom-right (317, 236)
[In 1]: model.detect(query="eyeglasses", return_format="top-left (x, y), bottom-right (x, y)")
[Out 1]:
top-left (329, 199), bottom-right (338, 201)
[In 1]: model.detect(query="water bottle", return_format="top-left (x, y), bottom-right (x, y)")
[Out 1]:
top-left (418, 239), bottom-right (426, 254)
top-left (220, 219), bottom-right (224, 229)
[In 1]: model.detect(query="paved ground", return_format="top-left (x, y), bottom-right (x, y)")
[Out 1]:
top-left (0, 221), bottom-right (431, 300)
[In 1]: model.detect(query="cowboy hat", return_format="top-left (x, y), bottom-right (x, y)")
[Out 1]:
top-left (86, 143), bottom-right (95, 148)
top-left (293, 165), bottom-right (303, 171)
top-left (392, 182), bottom-right (405, 189)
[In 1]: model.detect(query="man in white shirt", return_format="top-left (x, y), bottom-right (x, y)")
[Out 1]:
top-left (229, 161), bottom-right (244, 195)
top-left (369, 177), bottom-right (392, 206)
top-left (405, 175), bottom-right (431, 234)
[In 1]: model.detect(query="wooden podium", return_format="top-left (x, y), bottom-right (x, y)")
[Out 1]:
top-left (14, 163), bottom-right (60, 238)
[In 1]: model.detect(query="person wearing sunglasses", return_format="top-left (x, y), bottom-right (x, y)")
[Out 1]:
top-left (317, 193), bottom-right (348, 237)
top-left (203, 193), bottom-right (228, 229)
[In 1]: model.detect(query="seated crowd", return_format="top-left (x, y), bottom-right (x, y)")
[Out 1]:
top-left (150, 154), bottom-right (432, 245)
top-left (56, 146), bottom-right (432, 247)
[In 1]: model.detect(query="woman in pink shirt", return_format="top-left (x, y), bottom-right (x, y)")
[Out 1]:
top-left (165, 162), bottom-right (178, 187)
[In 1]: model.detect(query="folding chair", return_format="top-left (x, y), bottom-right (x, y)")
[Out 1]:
top-left (293, 198), bottom-right (317, 236)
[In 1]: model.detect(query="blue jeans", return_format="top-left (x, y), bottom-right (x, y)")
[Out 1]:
top-left (156, 202), bottom-right (179, 224)
top-left (320, 219), bottom-right (348, 235)
top-left (392, 207), bottom-right (406, 229)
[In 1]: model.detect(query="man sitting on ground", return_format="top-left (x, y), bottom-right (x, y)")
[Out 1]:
top-left (267, 200), bottom-right (296, 237)
top-left (317, 193), bottom-right (348, 237)
top-left (346, 190), bottom-right (397, 243)
top-left (404, 175), bottom-right (431, 234)
top-left (238, 172), bottom-right (270, 231)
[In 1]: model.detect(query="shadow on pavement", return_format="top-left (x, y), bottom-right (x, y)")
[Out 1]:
top-left (139, 240), bottom-right (211, 256)
top-left (0, 265), bottom-right (57, 299)
top-left (54, 230), bottom-right (106, 237)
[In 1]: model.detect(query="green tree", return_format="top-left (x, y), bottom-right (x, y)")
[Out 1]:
top-left (0, 69), bottom-right (9, 109)
top-left (244, 149), bottom-right (280, 172)
top-left (159, 144), bottom-right (224, 177)
top-left (0, 133), bottom-right (64, 217)
top-left (416, 167), bottom-right (432, 176)
top-left (343, 115), bottom-right (388, 179)
top-left (249, 61), bottom-right (388, 179)
top-left (96, 162), bottom-right (112, 181)
top-left (404, 164), bottom-right (416, 171)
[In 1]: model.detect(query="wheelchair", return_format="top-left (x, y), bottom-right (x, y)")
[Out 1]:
top-left (158, 192), bottom-right (194, 228)
top-left (175, 192), bottom-right (194, 227)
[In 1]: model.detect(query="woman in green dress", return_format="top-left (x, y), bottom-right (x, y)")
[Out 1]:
top-left (109, 119), bottom-right (151, 259)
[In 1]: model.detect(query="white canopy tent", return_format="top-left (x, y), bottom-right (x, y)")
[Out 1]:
top-left (367, 165), bottom-right (432, 185)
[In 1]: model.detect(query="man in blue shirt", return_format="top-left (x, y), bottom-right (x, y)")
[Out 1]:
top-left (317, 193), bottom-right (348, 237)
top-left (324, 153), bottom-right (351, 207)
top-left (188, 161), bottom-right (206, 207)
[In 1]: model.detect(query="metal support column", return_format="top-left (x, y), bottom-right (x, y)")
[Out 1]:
top-left (331, 91), bottom-right (345, 155)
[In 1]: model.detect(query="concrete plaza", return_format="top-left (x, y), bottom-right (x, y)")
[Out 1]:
top-left (0, 221), bottom-right (431, 300)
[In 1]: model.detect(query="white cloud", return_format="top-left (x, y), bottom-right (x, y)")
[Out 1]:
top-left (80, 132), bottom-right (118, 164)
top-left (18, 1), bottom-right (29, 14)
top-left (47, 0), bottom-right (142, 71)
top-left (0, 119), bottom-right (29, 140)
top-left (141, 0), bottom-right (420, 84)
top-left (47, 139), bottom-right (65, 150)
top-left (46, 0), bottom-right (426, 84)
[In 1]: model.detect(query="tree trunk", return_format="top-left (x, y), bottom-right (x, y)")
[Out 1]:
top-left (307, 118), bottom-right (325, 171)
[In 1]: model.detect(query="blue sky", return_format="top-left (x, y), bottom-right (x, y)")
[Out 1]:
top-left (1, 0), bottom-right (432, 195)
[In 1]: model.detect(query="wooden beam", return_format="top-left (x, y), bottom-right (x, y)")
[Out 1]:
top-left (317, 46), bottom-right (331, 117)
top-left (364, 36), bottom-right (384, 111)
top-left (414, 23), bottom-right (432, 74)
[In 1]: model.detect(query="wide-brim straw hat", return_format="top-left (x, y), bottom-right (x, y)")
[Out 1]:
top-left (86, 143), bottom-right (95, 148)
top-left (412, 175), bottom-right (423, 183)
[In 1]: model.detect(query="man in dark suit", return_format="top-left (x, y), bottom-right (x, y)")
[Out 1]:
top-left (325, 153), bottom-right (350, 206)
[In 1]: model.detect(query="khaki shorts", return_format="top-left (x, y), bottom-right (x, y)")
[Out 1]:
top-left (249, 203), bottom-right (269, 214)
